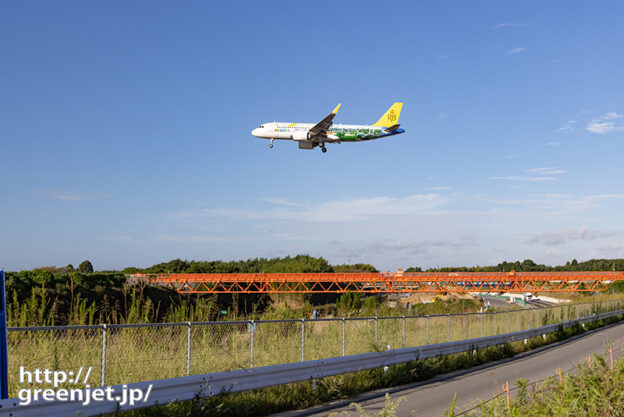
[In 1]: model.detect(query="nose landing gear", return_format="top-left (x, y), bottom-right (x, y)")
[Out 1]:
top-left (321, 144), bottom-right (327, 153)
top-left (269, 138), bottom-right (274, 148)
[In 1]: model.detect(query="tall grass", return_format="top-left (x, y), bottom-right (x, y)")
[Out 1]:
top-left (6, 299), bottom-right (623, 399)
top-left (472, 351), bottom-right (624, 416)
top-left (118, 312), bottom-right (624, 417)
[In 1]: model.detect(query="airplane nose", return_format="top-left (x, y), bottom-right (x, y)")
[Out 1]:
top-left (251, 128), bottom-right (259, 136)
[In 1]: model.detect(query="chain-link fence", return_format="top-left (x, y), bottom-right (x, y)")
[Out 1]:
top-left (6, 299), bottom-right (624, 397)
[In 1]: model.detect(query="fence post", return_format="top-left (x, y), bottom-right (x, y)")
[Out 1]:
top-left (426, 315), bottom-right (430, 344)
top-left (374, 316), bottom-right (378, 346)
top-left (480, 311), bottom-right (483, 337)
top-left (506, 311), bottom-right (509, 334)
top-left (186, 322), bottom-right (191, 375)
top-left (300, 319), bottom-right (305, 362)
top-left (517, 309), bottom-right (520, 332)
top-left (464, 313), bottom-right (468, 340)
top-left (249, 320), bottom-right (254, 368)
top-left (342, 318), bottom-right (345, 356)
top-left (100, 323), bottom-right (107, 387)
top-left (494, 311), bottom-right (497, 334)
top-left (0, 271), bottom-right (8, 400)
top-left (447, 314), bottom-right (450, 342)
top-left (402, 316), bottom-right (406, 348)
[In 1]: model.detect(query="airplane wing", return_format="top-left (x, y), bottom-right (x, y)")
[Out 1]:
top-left (308, 103), bottom-right (341, 139)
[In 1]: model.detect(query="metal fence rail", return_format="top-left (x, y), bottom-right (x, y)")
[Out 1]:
top-left (5, 300), bottom-right (623, 396)
top-left (2, 305), bottom-right (623, 417)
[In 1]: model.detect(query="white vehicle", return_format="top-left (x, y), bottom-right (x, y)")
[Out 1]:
top-left (523, 292), bottom-right (533, 302)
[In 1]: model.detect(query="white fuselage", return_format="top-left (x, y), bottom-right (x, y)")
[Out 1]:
top-left (251, 122), bottom-right (384, 142)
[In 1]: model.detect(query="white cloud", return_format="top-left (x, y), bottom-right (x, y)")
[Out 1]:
top-left (526, 227), bottom-right (624, 246)
top-left (586, 113), bottom-right (624, 134)
top-left (148, 191), bottom-right (624, 270)
top-left (44, 191), bottom-right (107, 201)
top-left (525, 167), bottom-right (568, 175)
top-left (176, 194), bottom-right (448, 223)
top-left (491, 167), bottom-right (567, 181)
top-left (586, 122), bottom-right (623, 134)
top-left (507, 47), bottom-right (526, 55)
top-left (150, 234), bottom-right (230, 243)
top-left (494, 22), bottom-right (532, 29)
top-left (436, 113), bottom-right (449, 119)
top-left (490, 176), bottom-right (558, 182)
top-left (481, 193), bottom-right (624, 217)
top-left (545, 142), bottom-right (560, 146)
top-left (434, 55), bottom-right (448, 60)
top-left (425, 186), bottom-right (452, 191)
top-left (361, 238), bottom-right (474, 256)
top-left (556, 120), bottom-right (577, 132)
top-left (260, 198), bottom-right (307, 208)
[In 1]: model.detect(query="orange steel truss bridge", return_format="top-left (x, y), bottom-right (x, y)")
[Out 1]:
top-left (130, 271), bottom-right (624, 294)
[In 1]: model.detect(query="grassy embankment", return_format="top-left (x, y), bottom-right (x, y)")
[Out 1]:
top-left (7, 269), bottom-right (620, 398)
top-left (7, 256), bottom-right (624, 404)
top-left (469, 351), bottom-right (624, 416)
top-left (112, 309), bottom-right (624, 417)
top-left (10, 298), bottom-right (610, 397)
top-left (6, 297), bottom-right (496, 395)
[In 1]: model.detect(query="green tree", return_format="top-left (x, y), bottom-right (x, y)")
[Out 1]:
top-left (79, 260), bottom-right (94, 274)
top-left (333, 263), bottom-right (378, 273)
top-left (30, 269), bottom-right (55, 286)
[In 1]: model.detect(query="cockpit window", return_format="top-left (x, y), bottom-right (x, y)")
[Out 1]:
top-left (259, 125), bottom-right (264, 128)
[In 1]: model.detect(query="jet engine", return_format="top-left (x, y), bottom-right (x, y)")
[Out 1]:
top-left (298, 141), bottom-right (317, 149)
top-left (291, 131), bottom-right (311, 141)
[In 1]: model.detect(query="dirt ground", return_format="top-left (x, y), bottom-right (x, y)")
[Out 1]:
top-left (397, 292), bottom-right (477, 306)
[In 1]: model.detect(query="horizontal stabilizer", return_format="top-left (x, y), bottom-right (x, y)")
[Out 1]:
top-left (384, 123), bottom-right (401, 132)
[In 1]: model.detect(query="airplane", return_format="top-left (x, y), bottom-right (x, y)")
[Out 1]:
top-left (251, 103), bottom-right (404, 153)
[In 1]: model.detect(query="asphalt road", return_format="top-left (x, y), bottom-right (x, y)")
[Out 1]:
top-left (274, 320), bottom-right (624, 417)
top-left (525, 298), bottom-right (554, 308)
top-left (479, 295), bottom-right (516, 309)
top-left (479, 294), bottom-right (554, 310)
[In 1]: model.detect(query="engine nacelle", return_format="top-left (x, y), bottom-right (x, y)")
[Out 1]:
top-left (298, 141), bottom-right (317, 149)
top-left (291, 131), bottom-right (311, 141)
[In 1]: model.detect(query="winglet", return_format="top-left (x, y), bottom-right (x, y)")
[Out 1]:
top-left (332, 103), bottom-right (342, 114)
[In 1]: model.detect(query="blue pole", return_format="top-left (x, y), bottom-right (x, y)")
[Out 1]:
top-left (0, 270), bottom-right (8, 399)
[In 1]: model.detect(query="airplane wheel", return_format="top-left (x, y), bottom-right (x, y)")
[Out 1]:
top-left (321, 147), bottom-right (327, 153)
top-left (269, 144), bottom-right (273, 148)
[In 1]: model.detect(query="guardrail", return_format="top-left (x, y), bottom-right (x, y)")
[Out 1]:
top-left (1, 306), bottom-right (622, 417)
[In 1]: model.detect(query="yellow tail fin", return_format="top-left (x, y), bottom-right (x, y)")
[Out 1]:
top-left (372, 102), bottom-right (403, 127)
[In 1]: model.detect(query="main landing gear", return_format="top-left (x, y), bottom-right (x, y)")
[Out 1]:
top-left (269, 138), bottom-right (274, 148)
top-left (321, 145), bottom-right (327, 153)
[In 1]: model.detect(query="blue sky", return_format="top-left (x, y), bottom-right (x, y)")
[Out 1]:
top-left (2, 1), bottom-right (624, 271)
